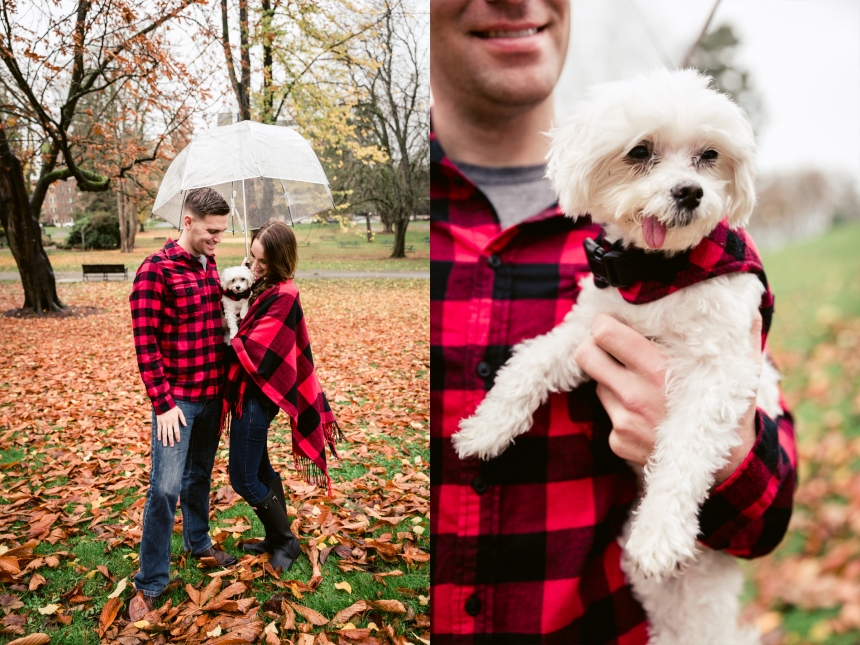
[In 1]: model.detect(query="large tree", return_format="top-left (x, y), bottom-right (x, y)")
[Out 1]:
top-left (348, 0), bottom-right (429, 258)
top-left (0, 0), bottom-right (205, 313)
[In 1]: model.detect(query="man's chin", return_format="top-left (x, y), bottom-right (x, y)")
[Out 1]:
top-left (476, 67), bottom-right (557, 108)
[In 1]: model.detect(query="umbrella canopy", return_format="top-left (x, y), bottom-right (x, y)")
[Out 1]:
top-left (152, 121), bottom-right (334, 256)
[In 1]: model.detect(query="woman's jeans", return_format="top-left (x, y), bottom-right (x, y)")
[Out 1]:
top-left (229, 396), bottom-right (280, 506)
top-left (134, 399), bottom-right (221, 597)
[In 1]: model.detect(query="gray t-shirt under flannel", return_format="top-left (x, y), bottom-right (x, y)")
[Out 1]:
top-left (454, 161), bottom-right (558, 229)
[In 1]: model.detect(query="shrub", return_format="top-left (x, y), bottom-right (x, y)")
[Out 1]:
top-left (63, 212), bottom-right (120, 250)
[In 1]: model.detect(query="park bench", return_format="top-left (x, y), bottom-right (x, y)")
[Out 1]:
top-left (407, 245), bottom-right (414, 252)
top-left (321, 235), bottom-right (335, 241)
top-left (153, 236), bottom-right (167, 241)
top-left (339, 241), bottom-right (359, 248)
top-left (82, 264), bottom-right (128, 281)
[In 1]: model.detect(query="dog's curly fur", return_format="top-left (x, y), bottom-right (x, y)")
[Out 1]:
top-left (453, 69), bottom-right (778, 645)
top-left (221, 265), bottom-right (255, 344)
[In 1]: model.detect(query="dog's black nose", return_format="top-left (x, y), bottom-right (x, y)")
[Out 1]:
top-left (671, 184), bottom-right (703, 210)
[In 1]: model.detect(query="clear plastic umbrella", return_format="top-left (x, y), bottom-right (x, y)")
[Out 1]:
top-left (152, 120), bottom-right (334, 259)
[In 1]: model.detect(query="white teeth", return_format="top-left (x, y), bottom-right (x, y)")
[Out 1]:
top-left (484, 28), bottom-right (539, 38)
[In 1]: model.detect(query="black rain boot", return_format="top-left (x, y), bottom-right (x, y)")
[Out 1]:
top-left (243, 477), bottom-right (287, 554)
top-left (250, 487), bottom-right (301, 571)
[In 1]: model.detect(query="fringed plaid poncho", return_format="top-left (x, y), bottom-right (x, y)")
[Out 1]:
top-left (222, 280), bottom-right (343, 494)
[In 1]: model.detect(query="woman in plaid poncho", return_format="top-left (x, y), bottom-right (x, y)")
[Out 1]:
top-left (222, 220), bottom-right (342, 571)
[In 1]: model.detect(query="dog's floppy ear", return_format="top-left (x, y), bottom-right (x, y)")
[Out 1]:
top-left (725, 151), bottom-right (757, 229)
top-left (545, 117), bottom-right (603, 220)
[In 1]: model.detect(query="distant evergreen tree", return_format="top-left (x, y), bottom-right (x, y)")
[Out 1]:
top-left (688, 24), bottom-right (766, 135)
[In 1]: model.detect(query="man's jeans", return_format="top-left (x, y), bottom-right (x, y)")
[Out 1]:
top-left (229, 396), bottom-right (280, 506)
top-left (134, 399), bottom-right (221, 597)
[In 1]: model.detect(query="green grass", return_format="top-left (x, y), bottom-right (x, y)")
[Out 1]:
top-left (761, 221), bottom-right (860, 354)
top-left (747, 221), bottom-right (860, 644)
top-left (13, 221), bottom-right (430, 275)
top-left (0, 423), bottom-right (429, 644)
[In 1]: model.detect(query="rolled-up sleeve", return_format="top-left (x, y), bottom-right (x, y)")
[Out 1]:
top-left (698, 401), bottom-right (797, 558)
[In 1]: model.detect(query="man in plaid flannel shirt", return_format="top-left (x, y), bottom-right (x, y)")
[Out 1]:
top-left (128, 187), bottom-right (238, 620)
top-left (430, 1), bottom-right (797, 643)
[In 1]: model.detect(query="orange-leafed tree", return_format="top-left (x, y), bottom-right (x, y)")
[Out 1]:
top-left (0, 0), bottom-right (206, 314)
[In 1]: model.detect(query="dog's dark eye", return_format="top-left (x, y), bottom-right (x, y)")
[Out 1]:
top-left (627, 145), bottom-right (650, 160)
top-left (701, 149), bottom-right (718, 160)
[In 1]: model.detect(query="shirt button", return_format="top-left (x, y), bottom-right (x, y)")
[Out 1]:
top-left (476, 361), bottom-right (492, 378)
top-left (465, 595), bottom-right (482, 616)
top-left (471, 476), bottom-right (488, 494)
top-left (487, 254), bottom-right (502, 269)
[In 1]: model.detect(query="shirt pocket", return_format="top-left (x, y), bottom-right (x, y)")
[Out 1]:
top-left (171, 281), bottom-right (202, 320)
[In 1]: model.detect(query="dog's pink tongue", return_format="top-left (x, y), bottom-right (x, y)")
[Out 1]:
top-left (642, 216), bottom-right (666, 249)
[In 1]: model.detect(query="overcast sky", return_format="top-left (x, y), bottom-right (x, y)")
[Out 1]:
top-left (556, 0), bottom-right (860, 188)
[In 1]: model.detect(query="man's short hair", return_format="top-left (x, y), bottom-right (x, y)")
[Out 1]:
top-left (184, 187), bottom-right (230, 218)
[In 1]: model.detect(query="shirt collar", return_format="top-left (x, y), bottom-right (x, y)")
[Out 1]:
top-left (431, 129), bottom-right (567, 228)
top-left (163, 238), bottom-right (216, 268)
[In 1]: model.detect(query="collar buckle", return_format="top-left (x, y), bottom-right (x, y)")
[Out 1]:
top-left (584, 237), bottom-right (623, 288)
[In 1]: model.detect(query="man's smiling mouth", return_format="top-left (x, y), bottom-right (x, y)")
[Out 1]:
top-left (476, 27), bottom-right (542, 38)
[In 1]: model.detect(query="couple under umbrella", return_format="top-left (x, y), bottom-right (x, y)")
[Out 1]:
top-left (127, 121), bottom-right (341, 620)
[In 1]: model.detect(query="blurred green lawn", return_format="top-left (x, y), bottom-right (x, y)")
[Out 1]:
top-left (6, 221), bottom-right (430, 275)
top-left (746, 221), bottom-right (860, 645)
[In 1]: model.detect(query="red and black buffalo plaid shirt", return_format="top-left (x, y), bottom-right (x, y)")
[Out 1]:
top-left (430, 134), bottom-right (798, 645)
top-left (130, 239), bottom-right (225, 415)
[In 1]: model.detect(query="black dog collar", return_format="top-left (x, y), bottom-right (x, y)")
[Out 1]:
top-left (584, 233), bottom-right (690, 289)
top-left (223, 288), bottom-right (252, 301)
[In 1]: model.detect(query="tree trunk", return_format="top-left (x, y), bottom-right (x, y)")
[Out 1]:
top-left (261, 0), bottom-right (274, 124)
top-left (117, 179), bottom-right (137, 253)
top-left (0, 128), bottom-right (64, 313)
top-left (380, 208), bottom-right (394, 234)
top-left (364, 211), bottom-right (373, 241)
top-left (238, 0), bottom-right (251, 121)
top-left (117, 180), bottom-right (128, 252)
top-left (391, 212), bottom-right (408, 258)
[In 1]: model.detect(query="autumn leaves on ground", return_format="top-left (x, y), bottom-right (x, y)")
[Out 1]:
top-left (745, 222), bottom-right (860, 645)
top-left (0, 278), bottom-right (429, 645)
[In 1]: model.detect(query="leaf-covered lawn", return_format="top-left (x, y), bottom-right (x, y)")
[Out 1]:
top-left (743, 222), bottom-right (860, 645)
top-left (0, 278), bottom-right (429, 644)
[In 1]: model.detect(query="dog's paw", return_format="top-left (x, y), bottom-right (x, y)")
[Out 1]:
top-left (624, 519), bottom-right (698, 581)
top-left (452, 416), bottom-right (508, 461)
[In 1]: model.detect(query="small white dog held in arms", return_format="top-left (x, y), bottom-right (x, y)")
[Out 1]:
top-left (221, 265), bottom-right (255, 343)
top-left (453, 69), bottom-right (782, 645)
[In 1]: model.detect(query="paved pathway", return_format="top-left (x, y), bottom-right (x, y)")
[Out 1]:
top-left (0, 270), bottom-right (429, 283)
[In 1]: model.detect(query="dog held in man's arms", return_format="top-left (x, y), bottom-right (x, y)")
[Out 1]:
top-left (453, 69), bottom-right (781, 645)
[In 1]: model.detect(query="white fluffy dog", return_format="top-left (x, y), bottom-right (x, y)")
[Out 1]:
top-left (221, 265), bottom-right (255, 343)
top-left (453, 69), bottom-right (781, 645)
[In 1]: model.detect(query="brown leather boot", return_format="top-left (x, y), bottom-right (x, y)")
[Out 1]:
top-left (191, 545), bottom-right (238, 568)
top-left (128, 590), bottom-right (160, 622)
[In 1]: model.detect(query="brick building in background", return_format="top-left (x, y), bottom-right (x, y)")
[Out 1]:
top-left (41, 178), bottom-right (79, 225)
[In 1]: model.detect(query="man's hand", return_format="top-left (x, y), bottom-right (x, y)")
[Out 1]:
top-left (573, 313), bottom-right (760, 486)
top-left (156, 406), bottom-right (186, 447)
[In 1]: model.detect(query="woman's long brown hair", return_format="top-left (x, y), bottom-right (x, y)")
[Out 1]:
top-left (249, 220), bottom-right (298, 303)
